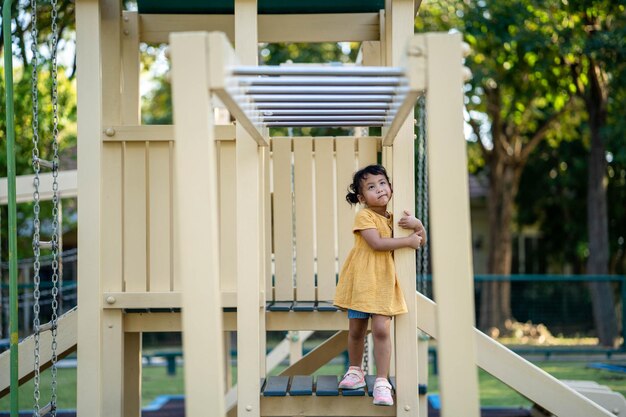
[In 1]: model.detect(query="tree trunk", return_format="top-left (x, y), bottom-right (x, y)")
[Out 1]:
top-left (479, 155), bottom-right (519, 333)
top-left (585, 68), bottom-right (616, 346)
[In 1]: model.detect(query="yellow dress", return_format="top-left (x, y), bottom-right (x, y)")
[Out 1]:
top-left (333, 208), bottom-right (408, 316)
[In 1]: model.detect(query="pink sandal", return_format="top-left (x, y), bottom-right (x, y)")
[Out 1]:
top-left (338, 366), bottom-right (366, 389)
top-left (373, 378), bottom-right (393, 406)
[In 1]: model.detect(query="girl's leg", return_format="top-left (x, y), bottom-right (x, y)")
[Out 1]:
top-left (371, 314), bottom-right (392, 378)
top-left (347, 318), bottom-right (369, 367)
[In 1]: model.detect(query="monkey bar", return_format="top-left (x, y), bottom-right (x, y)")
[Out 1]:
top-left (204, 32), bottom-right (424, 145)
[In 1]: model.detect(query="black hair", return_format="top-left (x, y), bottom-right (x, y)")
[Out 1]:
top-left (345, 164), bottom-right (391, 206)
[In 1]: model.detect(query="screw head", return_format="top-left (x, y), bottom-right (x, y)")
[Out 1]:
top-left (245, 405), bottom-right (252, 411)
top-left (106, 296), bottom-right (116, 304)
top-left (104, 127), bottom-right (116, 137)
top-left (404, 405), bottom-right (411, 411)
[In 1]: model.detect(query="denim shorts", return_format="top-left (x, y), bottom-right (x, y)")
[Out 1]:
top-left (348, 309), bottom-right (371, 319)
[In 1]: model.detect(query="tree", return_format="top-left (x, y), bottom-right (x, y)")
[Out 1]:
top-left (420, 0), bottom-right (575, 332)
top-left (556, 0), bottom-right (626, 346)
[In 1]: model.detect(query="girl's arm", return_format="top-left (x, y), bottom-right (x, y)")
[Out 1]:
top-left (360, 228), bottom-right (422, 251)
top-left (398, 210), bottom-right (427, 246)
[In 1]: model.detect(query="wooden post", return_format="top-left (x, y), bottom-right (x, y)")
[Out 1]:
top-left (425, 32), bottom-right (480, 417)
top-left (386, 1), bottom-right (419, 415)
top-left (171, 31), bottom-right (225, 417)
top-left (121, 11), bottom-right (142, 417)
top-left (76, 0), bottom-right (104, 415)
top-left (235, 2), bottom-right (263, 416)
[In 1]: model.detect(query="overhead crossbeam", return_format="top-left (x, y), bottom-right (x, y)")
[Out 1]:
top-left (206, 32), bottom-right (426, 145)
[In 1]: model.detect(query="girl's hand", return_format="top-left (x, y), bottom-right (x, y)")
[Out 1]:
top-left (398, 210), bottom-right (420, 230)
top-left (399, 210), bottom-right (427, 247)
top-left (408, 232), bottom-right (422, 250)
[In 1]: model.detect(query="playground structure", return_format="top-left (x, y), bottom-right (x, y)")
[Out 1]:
top-left (0, 1), bottom-right (623, 417)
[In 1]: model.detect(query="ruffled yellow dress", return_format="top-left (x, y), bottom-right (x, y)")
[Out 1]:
top-left (333, 208), bottom-right (408, 316)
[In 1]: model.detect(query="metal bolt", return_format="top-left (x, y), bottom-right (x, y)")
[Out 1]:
top-left (123, 29), bottom-right (129, 36)
top-left (106, 296), bottom-right (116, 304)
top-left (404, 405), bottom-right (411, 411)
top-left (245, 405), bottom-right (252, 411)
top-left (124, 15), bottom-right (129, 22)
top-left (105, 127), bottom-right (116, 137)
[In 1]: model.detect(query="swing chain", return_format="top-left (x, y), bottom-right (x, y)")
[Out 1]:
top-left (49, 0), bottom-right (61, 412)
top-left (416, 95), bottom-right (429, 295)
top-left (30, 0), bottom-right (42, 413)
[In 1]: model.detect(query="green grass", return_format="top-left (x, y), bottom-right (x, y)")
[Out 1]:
top-left (2, 359), bottom-right (626, 412)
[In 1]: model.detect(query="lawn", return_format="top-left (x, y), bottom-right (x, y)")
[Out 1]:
top-left (2, 358), bottom-right (626, 412)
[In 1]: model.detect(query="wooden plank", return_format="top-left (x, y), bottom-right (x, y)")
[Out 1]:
top-left (219, 141), bottom-right (237, 294)
top-left (263, 376), bottom-right (290, 397)
top-left (102, 292), bottom-right (181, 309)
top-left (123, 142), bottom-right (148, 292)
top-left (316, 301), bottom-right (339, 312)
top-left (267, 301), bottom-right (293, 312)
top-left (139, 13), bottom-right (379, 44)
top-left (313, 137), bottom-right (337, 301)
top-left (294, 137), bottom-right (315, 301)
top-left (148, 142), bottom-right (172, 292)
top-left (315, 375), bottom-right (339, 396)
top-left (272, 138), bottom-right (294, 301)
top-left (357, 137), bottom-right (379, 167)
top-left (341, 386), bottom-right (365, 396)
top-left (292, 301), bottom-right (316, 312)
top-left (101, 144), bottom-right (123, 293)
top-left (289, 376), bottom-right (313, 396)
top-left (335, 138), bottom-right (357, 268)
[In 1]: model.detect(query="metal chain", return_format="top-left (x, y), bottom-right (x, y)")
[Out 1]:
top-left (30, 0), bottom-right (42, 415)
top-left (416, 96), bottom-right (429, 296)
top-left (362, 336), bottom-right (369, 374)
top-left (49, 0), bottom-right (60, 413)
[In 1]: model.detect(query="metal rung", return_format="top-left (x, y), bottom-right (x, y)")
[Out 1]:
top-left (261, 109), bottom-right (389, 116)
top-left (38, 402), bottom-right (55, 416)
top-left (266, 121), bottom-right (386, 127)
top-left (38, 321), bottom-right (57, 332)
top-left (262, 116), bottom-right (387, 122)
top-left (244, 86), bottom-right (402, 95)
top-left (236, 76), bottom-right (406, 86)
top-left (37, 241), bottom-right (57, 250)
top-left (33, 156), bottom-right (56, 170)
top-left (253, 102), bottom-right (397, 110)
top-left (246, 94), bottom-right (399, 102)
top-left (231, 65), bottom-right (405, 77)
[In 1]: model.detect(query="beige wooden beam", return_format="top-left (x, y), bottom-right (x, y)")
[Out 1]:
top-left (101, 124), bottom-right (236, 141)
top-left (103, 290), bottom-right (262, 310)
top-left (425, 32), bottom-right (480, 417)
top-left (0, 170), bottom-right (78, 204)
top-left (261, 396), bottom-right (395, 417)
top-left (278, 331), bottom-right (348, 377)
top-left (170, 31), bottom-right (226, 417)
top-left (235, 3), bottom-right (263, 416)
top-left (0, 308), bottom-right (78, 398)
top-left (387, 1), bottom-right (420, 416)
top-left (415, 292), bottom-right (612, 417)
top-left (75, 0), bottom-right (105, 415)
top-left (139, 13), bottom-right (380, 44)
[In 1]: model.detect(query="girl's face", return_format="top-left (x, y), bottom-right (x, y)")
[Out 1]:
top-left (357, 173), bottom-right (392, 210)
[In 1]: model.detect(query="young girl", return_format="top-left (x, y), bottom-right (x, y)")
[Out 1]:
top-left (333, 164), bottom-right (426, 406)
